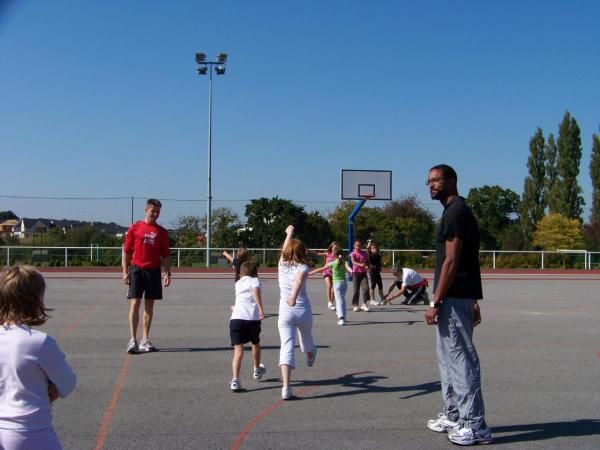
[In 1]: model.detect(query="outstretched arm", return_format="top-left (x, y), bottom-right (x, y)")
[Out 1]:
top-left (222, 250), bottom-right (234, 263)
top-left (309, 264), bottom-right (329, 276)
top-left (282, 224), bottom-right (294, 251)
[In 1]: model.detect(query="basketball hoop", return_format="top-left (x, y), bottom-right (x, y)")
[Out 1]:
top-left (360, 194), bottom-right (374, 201)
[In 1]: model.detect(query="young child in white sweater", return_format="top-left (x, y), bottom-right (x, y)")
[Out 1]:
top-left (0, 265), bottom-right (77, 450)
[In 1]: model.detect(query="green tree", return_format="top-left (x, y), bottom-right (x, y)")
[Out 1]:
top-left (466, 185), bottom-right (520, 249)
top-left (583, 222), bottom-right (600, 251)
top-left (242, 197), bottom-right (307, 247)
top-left (209, 207), bottom-right (242, 248)
top-left (519, 128), bottom-right (546, 241)
top-left (380, 196), bottom-right (436, 249)
top-left (327, 196), bottom-right (435, 250)
top-left (0, 211), bottom-right (19, 221)
top-left (532, 213), bottom-right (584, 250)
top-left (44, 225), bottom-right (122, 247)
top-left (546, 112), bottom-right (584, 220)
top-left (589, 130), bottom-right (600, 224)
top-left (172, 215), bottom-right (203, 247)
top-left (544, 133), bottom-right (558, 211)
top-left (304, 211), bottom-right (333, 248)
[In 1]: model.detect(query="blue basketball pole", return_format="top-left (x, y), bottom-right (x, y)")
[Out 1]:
top-left (347, 198), bottom-right (367, 279)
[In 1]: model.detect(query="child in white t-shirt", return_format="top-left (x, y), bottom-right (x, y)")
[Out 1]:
top-left (0, 265), bottom-right (77, 450)
top-left (384, 266), bottom-right (429, 305)
top-left (229, 261), bottom-right (266, 392)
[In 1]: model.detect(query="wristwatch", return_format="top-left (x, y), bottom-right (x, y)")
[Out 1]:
top-left (429, 301), bottom-right (441, 308)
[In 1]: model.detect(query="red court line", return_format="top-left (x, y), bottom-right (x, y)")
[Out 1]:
top-left (56, 298), bottom-right (104, 342)
top-left (94, 354), bottom-right (132, 450)
top-left (230, 358), bottom-right (430, 449)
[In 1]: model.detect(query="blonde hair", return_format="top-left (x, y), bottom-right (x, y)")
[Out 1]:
top-left (0, 265), bottom-right (49, 326)
top-left (326, 241), bottom-right (339, 253)
top-left (281, 239), bottom-right (309, 265)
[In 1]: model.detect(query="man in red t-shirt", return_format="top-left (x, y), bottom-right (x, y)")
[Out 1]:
top-left (122, 198), bottom-right (172, 354)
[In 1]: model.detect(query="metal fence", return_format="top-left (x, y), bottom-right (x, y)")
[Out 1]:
top-left (1, 246), bottom-right (599, 270)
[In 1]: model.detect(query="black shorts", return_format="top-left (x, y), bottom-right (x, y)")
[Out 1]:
top-left (127, 266), bottom-right (163, 300)
top-left (370, 271), bottom-right (383, 290)
top-left (230, 319), bottom-right (261, 345)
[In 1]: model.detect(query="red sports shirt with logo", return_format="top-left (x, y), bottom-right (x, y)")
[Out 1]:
top-left (123, 221), bottom-right (170, 269)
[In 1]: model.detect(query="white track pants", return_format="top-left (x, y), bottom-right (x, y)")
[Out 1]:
top-left (278, 305), bottom-right (315, 369)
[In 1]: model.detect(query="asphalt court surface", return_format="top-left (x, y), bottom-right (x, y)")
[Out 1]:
top-left (38, 271), bottom-right (600, 450)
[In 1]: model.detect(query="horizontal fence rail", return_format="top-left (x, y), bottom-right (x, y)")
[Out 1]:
top-left (1, 246), bottom-right (599, 270)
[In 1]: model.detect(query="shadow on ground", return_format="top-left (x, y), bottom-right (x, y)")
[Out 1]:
top-left (492, 419), bottom-right (600, 444)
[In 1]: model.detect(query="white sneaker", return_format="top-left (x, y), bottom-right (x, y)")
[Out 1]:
top-left (327, 302), bottom-right (336, 310)
top-left (282, 386), bottom-right (293, 400)
top-left (448, 426), bottom-right (493, 445)
top-left (360, 304), bottom-right (370, 312)
top-left (353, 306), bottom-right (359, 312)
top-left (427, 413), bottom-right (460, 433)
top-left (126, 339), bottom-right (138, 354)
top-left (139, 339), bottom-right (156, 352)
top-left (230, 378), bottom-right (242, 392)
top-left (337, 318), bottom-right (345, 326)
top-left (369, 299), bottom-right (379, 306)
top-left (253, 364), bottom-right (266, 380)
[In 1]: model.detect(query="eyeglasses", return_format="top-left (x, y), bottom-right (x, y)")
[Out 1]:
top-left (426, 177), bottom-right (444, 186)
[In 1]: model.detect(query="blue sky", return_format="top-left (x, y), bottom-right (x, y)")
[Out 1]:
top-left (1, 0), bottom-right (599, 227)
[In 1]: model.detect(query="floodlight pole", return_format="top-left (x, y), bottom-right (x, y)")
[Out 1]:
top-left (196, 52), bottom-right (227, 267)
top-left (207, 67), bottom-right (213, 269)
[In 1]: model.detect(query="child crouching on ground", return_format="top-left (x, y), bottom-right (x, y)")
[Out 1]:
top-left (229, 261), bottom-right (266, 392)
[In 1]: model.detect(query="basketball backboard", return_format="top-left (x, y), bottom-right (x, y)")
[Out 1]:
top-left (341, 169), bottom-right (392, 200)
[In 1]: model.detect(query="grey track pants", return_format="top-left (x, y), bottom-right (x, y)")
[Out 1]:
top-left (436, 297), bottom-right (486, 430)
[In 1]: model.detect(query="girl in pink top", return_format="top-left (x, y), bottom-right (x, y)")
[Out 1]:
top-left (313, 242), bottom-right (338, 311)
top-left (350, 240), bottom-right (371, 312)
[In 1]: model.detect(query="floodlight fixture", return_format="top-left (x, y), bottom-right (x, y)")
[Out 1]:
top-left (197, 65), bottom-right (207, 75)
top-left (217, 52), bottom-right (228, 63)
top-left (195, 52), bottom-right (206, 63)
top-left (215, 65), bottom-right (226, 75)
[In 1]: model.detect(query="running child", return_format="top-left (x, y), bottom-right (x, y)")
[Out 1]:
top-left (229, 261), bottom-right (266, 392)
top-left (367, 242), bottom-right (385, 305)
top-left (310, 245), bottom-right (352, 325)
top-left (278, 225), bottom-right (317, 400)
top-left (350, 239), bottom-right (371, 312)
top-left (0, 265), bottom-right (77, 450)
top-left (310, 242), bottom-right (338, 311)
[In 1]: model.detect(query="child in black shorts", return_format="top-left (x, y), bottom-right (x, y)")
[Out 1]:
top-left (229, 261), bottom-right (266, 391)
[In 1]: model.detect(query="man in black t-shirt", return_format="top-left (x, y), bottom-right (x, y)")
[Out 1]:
top-left (424, 164), bottom-right (492, 446)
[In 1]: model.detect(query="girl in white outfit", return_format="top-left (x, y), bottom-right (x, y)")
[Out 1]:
top-left (0, 265), bottom-right (77, 450)
top-left (278, 225), bottom-right (317, 400)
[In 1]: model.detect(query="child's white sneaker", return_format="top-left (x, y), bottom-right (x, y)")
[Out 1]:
top-left (282, 386), bottom-right (293, 400)
top-left (230, 378), bottom-right (242, 392)
top-left (253, 364), bottom-right (266, 380)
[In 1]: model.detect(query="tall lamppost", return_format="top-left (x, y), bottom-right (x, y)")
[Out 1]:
top-left (195, 51), bottom-right (227, 267)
